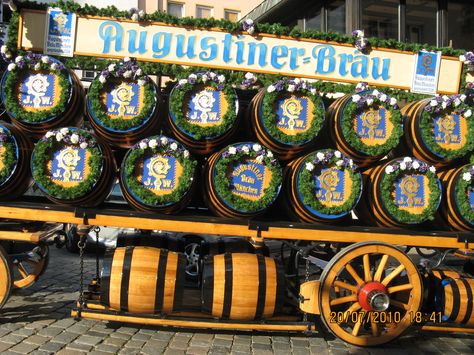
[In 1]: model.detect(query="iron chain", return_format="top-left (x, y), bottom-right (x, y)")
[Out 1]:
top-left (94, 226), bottom-right (101, 282)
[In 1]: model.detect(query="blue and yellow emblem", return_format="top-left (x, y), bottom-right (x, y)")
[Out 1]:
top-left (231, 160), bottom-right (271, 201)
top-left (355, 107), bottom-right (393, 146)
top-left (314, 167), bottom-right (353, 207)
top-left (415, 52), bottom-right (438, 77)
top-left (276, 94), bottom-right (314, 136)
top-left (469, 189), bottom-right (474, 211)
top-left (434, 113), bottom-right (467, 150)
top-left (186, 87), bottom-right (228, 127)
top-left (48, 147), bottom-right (89, 188)
top-left (102, 81), bottom-right (144, 120)
top-left (49, 9), bottom-right (72, 36)
top-left (394, 174), bottom-right (430, 214)
top-left (19, 73), bottom-right (61, 112)
top-left (0, 145), bottom-right (5, 171)
top-left (138, 155), bottom-right (183, 196)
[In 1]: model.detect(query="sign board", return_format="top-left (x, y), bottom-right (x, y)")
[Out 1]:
top-left (411, 51), bottom-right (442, 94)
top-left (18, 9), bottom-right (463, 94)
top-left (43, 8), bottom-right (76, 57)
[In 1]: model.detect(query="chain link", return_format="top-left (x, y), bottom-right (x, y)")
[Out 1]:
top-left (302, 255), bottom-right (311, 323)
top-left (94, 226), bottom-right (101, 282)
top-left (77, 233), bottom-right (87, 311)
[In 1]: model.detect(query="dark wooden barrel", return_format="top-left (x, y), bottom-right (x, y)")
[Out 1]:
top-left (0, 122), bottom-right (33, 200)
top-left (119, 135), bottom-right (197, 214)
top-left (249, 88), bottom-right (325, 161)
top-left (436, 164), bottom-right (474, 231)
top-left (1, 57), bottom-right (83, 138)
top-left (284, 149), bottom-right (363, 223)
top-left (201, 253), bottom-right (285, 320)
top-left (31, 127), bottom-right (116, 207)
top-left (354, 157), bottom-right (442, 228)
top-left (86, 77), bottom-right (161, 148)
top-left (167, 81), bottom-right (239, 155)
top-left (100, 246), bottom-right (186, 314)
top-left (437, 277), bottom-right (474, 326)
top-left (399, 98), bottom-right (474, 167)
top-left (327, 91), bottom-right (403, 167)
top-left (204, 142), bottom-right (282, 218)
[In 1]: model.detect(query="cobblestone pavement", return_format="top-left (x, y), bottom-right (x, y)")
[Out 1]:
top-left (0, 247), bottom-right (473, 355)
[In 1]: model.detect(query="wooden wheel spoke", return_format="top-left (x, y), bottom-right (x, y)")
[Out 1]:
top-left (370, 314), bottom-right (380, 337)
top-left (382, 264), bottom-right (405, 286)
top-left (345, 263), bottom-right (365, 286)
top-left (334, 280), bottom-right (358, 293)
top-left (330, 294), bottom-right (358, 306)
top-left (374, 254), bottom-right (389, 282)
top-left (351, 311), bottom-right (366, 336)
top-left (16, 262), bottom-right (30, 278)
top-left (387, 283), bottom-right (413, 294)
top-left (342, 303), bottom-right (362, 324)
top-left (363, 254), bottom-right (372, 282)
top-left (390, 299), bottom-right (409, 311)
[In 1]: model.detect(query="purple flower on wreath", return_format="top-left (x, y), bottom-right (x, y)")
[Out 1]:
top-left (242, 19), bottom-right (255, 35)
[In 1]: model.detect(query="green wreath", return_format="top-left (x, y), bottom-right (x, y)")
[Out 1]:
top-left (32, 129), bottom-right (103, 200)
top-left (214, 145), bottom-right (282, 213)
top-left (298, 152), bottom-right (362, 215)
top-left (169, 81), bottom-right (237, 140)
top-left (0, 132), bottom-right (17, 185)
top-left (341, 101), bottom-right (403, 156)
top-left (123, 138), bottom-right (197, 206)
top-left (380, 163), bottom-right (441, 224)
top-left (455, 166), bottom-right (474, 223)
top-left (261, 90), bottom-right (325, 144)
top-left (87, 79), bottom-right (157, 131)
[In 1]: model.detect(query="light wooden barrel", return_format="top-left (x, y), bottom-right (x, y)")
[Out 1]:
top-left (0, 122), bottom-right (33, 200)
top-left (249, 88), bottom-right (325, 161)
top-left (327, 91), bottom-right (403, 167)
top-left (0, 58), bottom-right (83, 138)
top-left (86, 77), bottom-right (161, 148)
top-left (201, 253), bottom-right (285, 320)
top-left (167, 83), bottom-right (239, 155)
top-left (284, 149), bottom-right (363, 223)
top-left (438, 277), bottom-right (474, 326)
top-left (100, 246), bottom-right (186, 314)
top-left (354, 157), bottom-right (442, 228)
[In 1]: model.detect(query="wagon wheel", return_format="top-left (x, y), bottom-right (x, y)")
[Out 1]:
top-left (319, 241), bottom-right (423, 347)
top-left (11, 244), bottom-right (49, 289)
top-left (0, 245), bottom-right (13, 309)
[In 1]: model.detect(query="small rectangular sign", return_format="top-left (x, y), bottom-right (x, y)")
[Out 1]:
top-left (411, 51), bottom-right (442, 94)
top-left (43, 7), bottom-right (77, 57)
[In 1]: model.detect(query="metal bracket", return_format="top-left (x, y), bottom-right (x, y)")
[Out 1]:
top-left (74, 208), bottom-right (96, 225)
top-left (248, 221), bottom-right (269, 244)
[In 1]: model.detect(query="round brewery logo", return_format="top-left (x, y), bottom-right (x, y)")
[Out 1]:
top-left (48, 146), bottom-right (89, 187)
top-left (393, 174), bottom-right (430, 214)
top-left (138, 154), bottom-right (182, 196)
top-left (186, 87), bottom-right (227, 127)
top-left (230, 159), bottom-right (271, 201)
top-left (469, 188), bottom-right (474, 212)
top-left (103, 81), bottom-right (143, 120)
top-left (20, 73), bottom-right (60, 111)
top-left (354, 107), bottom-right (393, 146)
top-left (313, 167), bottom-right (353, 207)
top-left (276, 94), bottom-right (314, 135)
top-left (433, 113), bottom-right (467, 150)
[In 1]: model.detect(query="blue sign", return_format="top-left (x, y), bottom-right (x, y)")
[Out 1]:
top-left (470, 189), bottom-right (474, 210)
top-left (356, 108), bottom-right (387, 140)
top-left (20, 74), bottom-right (55, 109)
top-left (434, 114), bottom-right (461, 145)
top-left (276, 96), bottom-right (308, 131)
top-left (51, 147), bottom-right (86, 183)
top-left (315, 168), bottom-right (345, 203)
top-left (44, 8), bottom-right (77, 57)
top-left (231, 161), bottom-right (265, 198)
top-left (415, 52), bottom-right (438, 77)
top-left (411, 51), bottom-right (441, 95)
top-left (187, 89), bottom-right (222, 125)
top-left (105, 82), bottom-right (140, 117)
top-left (395, 175), bottom-right (425, 208)
top-left (142, 155), bottom-right (176, 191)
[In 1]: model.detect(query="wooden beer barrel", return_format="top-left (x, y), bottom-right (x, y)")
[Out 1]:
top-left (249, 83), bottom-right (325, 161)
top-left (0, 122), bottom-right (33, 200)
top-left (86, 60), bottom-right (161, 148)
top-left (31, 127), bottom-right (116, 207)
top-left (327, 90), bottom-right (403, 167)
top-left (119, 135), bottom-right (197, 214)
top-left (201, 253), bottom-right (285, 320)
top-left (438, 277), bottom-right (474, 326)
top-left (1, 55), bottom-right (83, 138)
top-left (204, 142), bottom-right (282, 218)
top-left (354, 157), bottom-right (442, 228)
top-left (399, 97), bottom-right (474, 167)
top-left (100, 246), bottom-right (186, 314)
top-left (284, 149), bottom-right (363, 223)
top-left (167, 73), bottom-right (239, 155)
top-left (437, 164), bottom-right (474, 231)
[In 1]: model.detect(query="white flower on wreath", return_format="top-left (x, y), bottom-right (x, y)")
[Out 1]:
top-left (385, 165), bottom-right (394, 174)
top-left (201, 74), bottom-right (209, 83)
top-left (139, 141), bottom-right (148, 149)
top-left (70, 134), bottom-right (79, 144)
top-left (460, 55), bottom-right (466, 62)
top-left (245, 72), bottom-right (255, 80)
top-left (209, 72), bottom-right (217, 79)
top-left (267, 85), bottom-right (276, 93)
top-left (400, 162), bottom-right (407, 170)
top-left (170, 142), bottom-right (178, 151)
top-left (178, 79), bottom-right (188, 86)
top-left (55, 133), bottom-right (64, 142)
top-left (441, 101), bottom-right (447, 109)
top-left (108, 64), bottom-right (116, 72)
top-left (138, 10), bottom-right (145, 18)
top-left (183, 150), bottom-right (190, 158)
top-left (287, 84), bottom-right (296, 92)
top-left (123, 70), bottom-right (132, 79)
top-left (80, 142), bottom-right (88, 149)
top-left (99, 75), bottom-right (107, 84)
top-left (462, 172), bottom-right (472, 182)
top-left (316, 152), bottom-right (325, 161)
top-left (403, 157), bottom-right (412, 163)
top-left (188, 73), bottom-right (197, 81)
top-left (454, 98), bottom-right (461, 107)
top-left (148, 139), bottom-right (158, 149)
top-left (50, 63), bottom-right (58, 71)
top-left (45, 131), bottom-right (54, 139)
top-left (160, 137), bottom-right (169, 145)
top-left (123, 57), bottom-right (131, 63)
top-left (334, 151), bottom-right (342, 158)
top-left (336, 160), bottom-right (344, 167)
top-left (366, 97), bottom-right (374, 106)
top-left (352, 94), bottom-right (361, 103)
top-left (228, 146), bottom-right (237, 155)
top-left (305, 162), bottom-right (315, 171)
top-left (390, 97), bottom-right (397, 106)
top-left (217, 75), bottom-right (226, 83)
top-left (14, 56), bottom-right (23, 63)
top-left (465, 109), bottom-right (472, 118)
top-left (0, 45), bottom-right (7, 54)
top-left (349, 159), bottom-right (354, 167)
top-left (310, 88), bottom-right (317, 95)
top-left (460, 94), bottom-right (467, 102)
top-left (136, 68), bottom-right (143, 76)
top-left (7, 63), bottom-right (16, 71)
top-left (255, 155), bottom-right (264, 163)
top-left (252, 144), bottom-right (262, 152)
top-left (380, 94), bottom-right (387, 102)
top-left (412, 160), bottom-right (420, 170)
top-left (429, 166), bottom-right (436, 173)
top-left (41, 56), bottom-right (50, 64)
top-left (131, 13), bottom-right (139, 21)
top-left (430, 99), bottom-right (438, 107)
top-left (137, 79), bottom-right (146, 86)
top-left (372, 89), bottom-right (380, 97)
top-left (267, 151), bottom-right (273, 158)
top-left (60, 128), bottom-right (69, 135)
top-left (34, 63), bottom-right (41, 71)
top-left (242, 145), bottom-right (250, 153)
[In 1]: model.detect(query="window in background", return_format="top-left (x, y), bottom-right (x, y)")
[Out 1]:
top-left (196, 5), bottom-right (213, 19)
top-left (224, 9), bottom-right (241, 22)
top-left (406, 0), bottom-right (437, 45)
top-left (448, 0), bottom-right (474, 49)
top-left (362, 0), bottom-right (398, 39)
top-left (305, 4), bottom-right (323, 31)
top-left (167, 2), bottom-right (184, 18)
top-left (327, 0), bottom-right (346, 33)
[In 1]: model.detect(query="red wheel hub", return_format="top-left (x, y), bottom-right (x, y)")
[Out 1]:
top-left (358, 282), bottom-right (389, 311)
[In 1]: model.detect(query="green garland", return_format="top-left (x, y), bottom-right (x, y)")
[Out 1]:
top-left (32, 129), bottom-right (103, 200)
top-left (123, 138), bottom-right (197, 206)
top-left (88, 79), bottom-right (156, 131)
top-left (169, 79), bottom-right (237, 140)
top-left (261, 90), bottom-right (325, 144)
top-left (0, 133), bottom-right (17, 185)
top-left (455, 166), bottom-right (474, 223)
top-left (298, 151), bottom-right (362, 215)
top-left (214, 144), bottom-right (282, 213)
